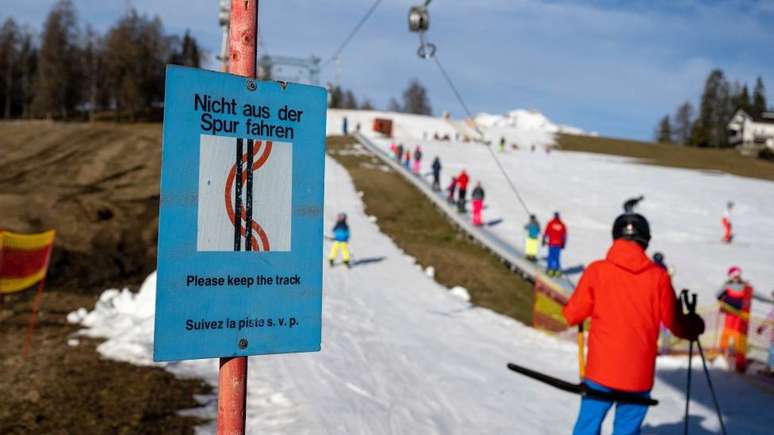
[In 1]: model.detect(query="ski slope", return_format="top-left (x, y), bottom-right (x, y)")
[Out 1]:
top-left (330, 110), bottom-right (774, 318)
top-left (69, 156), bottom-right (771, 434)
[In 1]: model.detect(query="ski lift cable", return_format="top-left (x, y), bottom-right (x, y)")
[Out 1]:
top-left (321, 0), bottom-right (384, 69)
top-left (431, 54), bottom-right (533, 216)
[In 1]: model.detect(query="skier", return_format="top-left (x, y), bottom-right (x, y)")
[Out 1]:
top-left (542, 212), bottom-right (567, 277)
top-left (431, 157), bottom-right (442, 191)
top-left (716, 266), bottom-right (753, 373)
top-left (563, 213), bottom-right (705, 435)
top-left (446, 176), bottom-right (458, 204)
top-left (412, 146), bottom-right (423, 175)
top-left (328, 213), bottom-right (351, 267)
top-left (623, 195), bottom-right (644, 213)
top-left (721, 201), bottom-right (734, 243)
top-left (395, 143), bottom-right (404, 162)
top-left (499, 136), bottom-right (506, 153)
top-left (342, 117), bottom-right (349, 135)
top-left (524, 214), bottom-right (541, 262)
top-left (403, 148), bottom-right (411, 169)
top-left (471, 182), bottom-right (485, 226)
top-left (456, 170), bottom-right (470, 213)
top-left (755, 290), bottom-right (774, 376)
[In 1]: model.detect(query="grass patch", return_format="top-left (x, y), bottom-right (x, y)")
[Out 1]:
top-left (326, 135), bottom-right (534, 324)
top-left (558, 133), bottom-right (774, 182)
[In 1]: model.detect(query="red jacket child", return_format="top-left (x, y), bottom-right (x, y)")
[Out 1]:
top-left (543, 214), bottom-right (567, 248)
top-left (456, 170), bottom-right (469, 190)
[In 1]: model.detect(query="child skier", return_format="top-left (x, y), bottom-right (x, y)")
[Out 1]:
top-left (721, 201), bottom-right (734, 243)
top-left (412, 146), bottom-right (423, 175)
top-left (456, 170), bottom-right (469, 213)
top-left (446, 176), bottom-right (458, 204)
top-left (403, 149), bottom-right (411, 169)
top-left (755, 290), bottom-right (774, 376)
top-left (471, 182), bottom-right (485, 226)
top-left (524, 215), bottom-right (540, 262)
top-left (542, 212), bottom-right (567, 277)
top-left (431, 157), bottom-right (442, 191)
top-left (328, 213), bottom-right (351, 267)
top-left (717, 266), bottom-right (753, 372)
top-left (563, 213), bottom-right (705, 435)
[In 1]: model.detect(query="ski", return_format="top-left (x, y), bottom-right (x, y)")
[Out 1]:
top-left (506, 363), bottom-right (659, 406)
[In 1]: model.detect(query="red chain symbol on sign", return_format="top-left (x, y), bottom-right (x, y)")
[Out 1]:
top-left (224, 140), bottom-right (273, 251)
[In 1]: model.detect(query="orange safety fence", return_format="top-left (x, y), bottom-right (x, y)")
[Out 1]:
top-left (0, 229), bottom-right (56, 358)
top-left (0, 230), bottom-right (56, 293)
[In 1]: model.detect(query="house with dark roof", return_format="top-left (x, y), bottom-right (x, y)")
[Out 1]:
top-left (727, 109), bottom-right (774, 155)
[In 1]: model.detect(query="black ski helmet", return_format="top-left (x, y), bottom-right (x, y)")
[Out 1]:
top-left (612, 213), bottom-right (651, 249)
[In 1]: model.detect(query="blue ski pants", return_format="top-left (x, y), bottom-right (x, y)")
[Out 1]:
top-left (572, 380), bottom-right (650, 435)
top-left (547, 245), bottom-right (562, 271)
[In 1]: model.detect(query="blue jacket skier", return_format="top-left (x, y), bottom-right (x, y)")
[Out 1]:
top-left (328, 213), bottom-right (351, 267)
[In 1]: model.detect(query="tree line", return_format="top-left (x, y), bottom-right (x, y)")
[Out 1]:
top-left (329, 79), bottom-right (433, 116)
top-left (655, 70), bottom-right (769, 147)
top-left (0, 0), bottom-right (201, 122)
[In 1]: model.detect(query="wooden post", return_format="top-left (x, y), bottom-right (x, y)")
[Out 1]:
top-left (218, 1), bottom-right (258, 434)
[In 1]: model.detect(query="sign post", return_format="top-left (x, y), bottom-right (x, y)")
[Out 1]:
top-left (220, 2), bottom-right (257, 433)
top-left (154, 1), bottom-right (326, 434)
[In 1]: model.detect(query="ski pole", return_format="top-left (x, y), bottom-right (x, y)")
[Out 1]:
top-left (681, 289), bottom-right (697, 435)
top-left (696, 339), bottom-right (728, 435)
top-left (683, 339), bottom-right (693, 435)
top-left (682, 290), bottom-right (727, 435)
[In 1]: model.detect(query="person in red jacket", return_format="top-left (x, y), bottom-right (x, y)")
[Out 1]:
top-left (717, 266), bottom-right (753, 373)
top-left (542, 212), bottom-right (567, 277)
top-left (563, 213), bottom-right (704, 435)
top-left (456, 170), bottom-right (469, 212)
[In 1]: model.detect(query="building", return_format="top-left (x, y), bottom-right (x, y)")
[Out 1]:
top-left (727, 109), bottom-right (774, 155)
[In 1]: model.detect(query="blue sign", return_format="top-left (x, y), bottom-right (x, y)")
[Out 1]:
top-left (154, 65), bottom-right (326, 361)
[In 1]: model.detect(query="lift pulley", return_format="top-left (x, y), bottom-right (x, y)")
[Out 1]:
top-left (408, 1), bottom-right (436, 59)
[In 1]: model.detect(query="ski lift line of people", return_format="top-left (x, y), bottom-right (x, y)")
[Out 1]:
top-left (407, 3), bottom-right (534, 217)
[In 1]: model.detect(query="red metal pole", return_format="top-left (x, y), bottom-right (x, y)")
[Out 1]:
top-left (218, 1), bottom-right (258, 434)
top-left (21, 279), bottom-right (46, 359)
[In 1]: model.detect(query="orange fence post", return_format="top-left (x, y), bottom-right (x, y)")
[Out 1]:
top-left (217, 1), bottom-right (258, 434)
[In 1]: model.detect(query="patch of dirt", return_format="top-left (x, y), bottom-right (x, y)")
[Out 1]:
top-left (0, 121), bottom-right (211, 434)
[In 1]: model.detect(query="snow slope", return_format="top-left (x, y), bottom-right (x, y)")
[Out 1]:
top-left (348, 111), bottom-right (774, 318)
top-left (69, 156), bottom-right (771, 434)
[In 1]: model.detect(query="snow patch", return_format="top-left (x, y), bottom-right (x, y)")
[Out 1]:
top-left (449, 286), bottom-right (471, 302)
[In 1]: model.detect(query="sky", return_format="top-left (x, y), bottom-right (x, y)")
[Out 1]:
top-left (3, 0), bottom-right (774, 140)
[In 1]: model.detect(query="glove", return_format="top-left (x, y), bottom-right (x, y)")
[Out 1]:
top-left (683, 313), bottom-right (705, 340)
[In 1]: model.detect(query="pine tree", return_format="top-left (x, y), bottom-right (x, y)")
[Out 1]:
top-left (655, 115), bottom-right (673, 143)
top-left (104, 10), bottom-right (170, 120)
top-left (328, 85), bottom-right (342, 108)
top-left (402, 79), bottom-right (432, 115)
top-left (692, 69), bottom-right (731, 147)
top-left (387, 97), bottom-right (401, 112)
top-left (32, 0), bottom-right (80, 119)
top-left (359, 99), bottom-right (374, 110)
top-left (18, 28), bottom-right (36, 118)
top-left (341, 90), bottom-right (357, 109)
top-left (81, 25), bottom-right (102, 121)
top-left (672, 102), bottom-right (694, 145)
top-left (735, 85), bottom-right (751, 113)
top-left (170, 30), bottom-right (201, 68)
top-left (752, 77), bottom-right (767, 116)
top-left (0, 18), bottom-right (19, 118)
